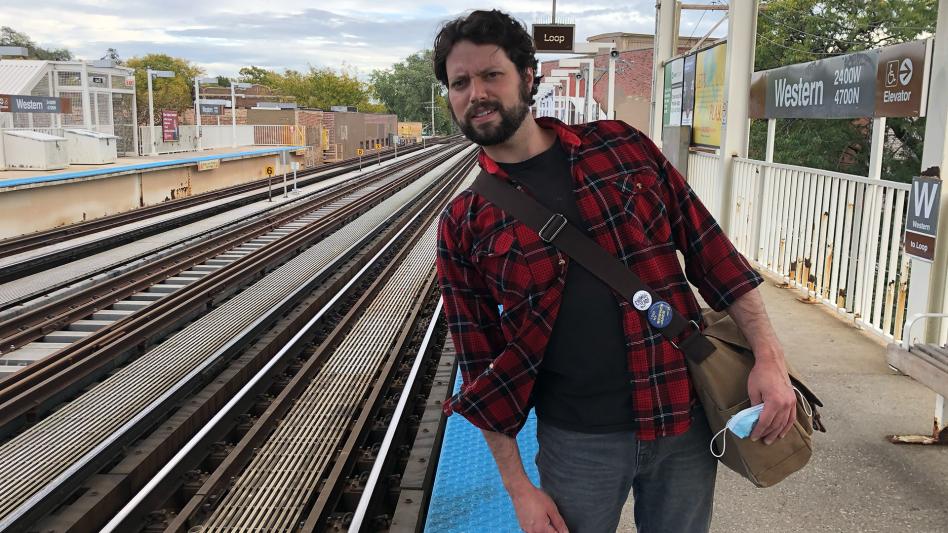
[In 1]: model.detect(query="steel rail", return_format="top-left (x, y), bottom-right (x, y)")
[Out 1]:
top-left (106, 156), bottom-right (473, 533)
top-left (0, 147), bottom-right (474, 532)
top-left (0, 144), bottom-right (441, 314)
top-left (164, 157), bottom-right (476, 532)
top-left (0, 146), bottom-right (448, 355)
top-left (0, 142), bottom-right (435, 266)
top-left (0, 145), bottom-right (468, 432)
top-left (348, 297), bottom-right (444, 531)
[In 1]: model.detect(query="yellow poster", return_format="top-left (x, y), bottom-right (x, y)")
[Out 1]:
top-left (398, 122), bottom-right (423, 140)
top-left (320, 127), bottom-right (329, 148)
top-left (693, 43), bottom-right (727, 147)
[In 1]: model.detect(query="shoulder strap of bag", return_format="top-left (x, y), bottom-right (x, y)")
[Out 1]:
top-left (470, 169), bottom-right (716, 364)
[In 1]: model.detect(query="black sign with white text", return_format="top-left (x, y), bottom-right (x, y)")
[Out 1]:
top-left (532, 24), bottom-right (575, 53)
top-left (905, 176), bottom-right (941, 262)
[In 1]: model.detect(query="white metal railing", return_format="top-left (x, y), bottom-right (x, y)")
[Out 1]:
top-left (2, 127), bottom-right (66, 137)
top-left (687, 151), bottom-right (720, 219)
top-left (687, 155), bottom-right (913, 341)
top-left (253, 125), bottom-right (305, 146)
top-left (138, 125), bottom-right (300, 155)
top-left (200, 125), bottom-right (254, 149)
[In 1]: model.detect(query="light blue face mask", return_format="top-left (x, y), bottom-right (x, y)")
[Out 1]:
top-left (709, 388), bottom-right (812, 458)
top-left (710, 403), bottom-right (765, 458)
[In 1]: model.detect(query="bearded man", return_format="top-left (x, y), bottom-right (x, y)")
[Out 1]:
top-left (433, 10), bottom-right (797, 533)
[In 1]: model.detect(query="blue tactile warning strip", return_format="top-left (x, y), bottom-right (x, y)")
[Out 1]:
top-left (425, 373), bottom-right (540, 532)
top-left (0, 146), bottom-right (306, 189)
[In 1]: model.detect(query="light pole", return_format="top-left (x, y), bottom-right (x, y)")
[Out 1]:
top-left (544, 76), bottom-right (569, 122)
top-left (146, 69), bottom-right (176, 155)
top-left (230, 82), bottom-right (252, 147)
top-left (552, 68), bottom-right (579, 123)
top-left (560, 58), bottom-right (597, 121)
top-left (430, 83), bottom-right (439, 137)
top-left (194, 76), bottom-right (217, 151)
top-left (564, 42), bottom-right (618, 120)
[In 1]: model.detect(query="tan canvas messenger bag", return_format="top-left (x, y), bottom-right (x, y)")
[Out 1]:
top-left (471, 170), bottom-right (825, 487)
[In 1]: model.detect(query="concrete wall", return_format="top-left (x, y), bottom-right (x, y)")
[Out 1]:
top-left (331, 112), bottom-right (397, 160)
top-left (246, 109), bottom-right (296, 126)
top-left (0, 152), bottom-right (303, 239)
top-left (615, 96), bottom-right (651, 133)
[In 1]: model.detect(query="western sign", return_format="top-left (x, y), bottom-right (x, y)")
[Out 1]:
top-left (532, 24), bottom-right (574, 53)
top-left (761, 51), bottom-right (877, 119)
top-left (749, 38), bottom-right (932, 119)
top-left (0, 94), bottom-right (71, 114)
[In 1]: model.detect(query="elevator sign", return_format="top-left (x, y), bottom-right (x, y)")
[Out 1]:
top-left (532, 24), bottom-right (575, 53)
top-left (875, 39), bottom-right (931, 118)
top-left (904, 176), bottom-right (941, 262)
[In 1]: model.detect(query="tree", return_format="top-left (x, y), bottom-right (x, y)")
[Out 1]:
top-left (238, 66), bottom-right (282, 87)
top-left (100, 48), bottom-right (122, 64)
top-left (0, 27), bottom-right (72, 60)
top-left (125, 54), bottom-right (203, 125)
top-left (371, 50), bottom-right (455, 135)
top-left (750, 0), bottom-right (937, 182)
top-left (216, 76), bottom-right (232, 88)
top-left (280, 66), bottom-right (386, 112)
top-left (238, 64), bottom-right (386, 113)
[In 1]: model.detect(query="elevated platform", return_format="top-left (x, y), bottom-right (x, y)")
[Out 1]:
top-left (0, 145), bottom-right (306, 239)
top-left (425, 274), bottom-right (948, 532)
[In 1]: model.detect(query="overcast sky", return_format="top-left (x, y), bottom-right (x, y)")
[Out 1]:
top-left (4, 1), bottom-right (729, 78)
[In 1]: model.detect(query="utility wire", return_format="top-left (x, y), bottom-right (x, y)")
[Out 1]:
top-left (756, 33), bottom-right (841, 57)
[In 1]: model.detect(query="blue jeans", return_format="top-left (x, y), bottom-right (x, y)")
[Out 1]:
top-left (535, 407), bottom-right (717, 533)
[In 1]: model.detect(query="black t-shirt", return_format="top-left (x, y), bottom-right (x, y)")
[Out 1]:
top-left (497, 140), bottom-right (635, 433)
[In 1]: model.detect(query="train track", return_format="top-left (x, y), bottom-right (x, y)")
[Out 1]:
top-left (0, 141), bottom-right (444, 281)
top-left (0, 144), bottom-right (476, 531)
top-left (0, 143), bottom-right (447, 313)
top-left (0, 143), bottom-right (468, 436)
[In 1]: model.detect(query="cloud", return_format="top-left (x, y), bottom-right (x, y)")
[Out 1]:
top-left (4, 1), bottom-right (728, 77)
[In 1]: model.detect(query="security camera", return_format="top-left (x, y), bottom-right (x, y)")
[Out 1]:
top-left (575, 73), bottom-right (584, 80)
top-left (610, 50), bottom-right (619, 59)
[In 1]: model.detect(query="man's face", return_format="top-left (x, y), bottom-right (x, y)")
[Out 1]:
top-left (444, 41), bottom-right (532, 146)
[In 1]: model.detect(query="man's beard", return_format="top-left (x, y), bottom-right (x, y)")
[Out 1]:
top-left (452, 78), bottom-right (531, 146)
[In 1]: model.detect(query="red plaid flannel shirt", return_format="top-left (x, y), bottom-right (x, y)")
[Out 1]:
top-left (436, 118), bottom-right (762, 439)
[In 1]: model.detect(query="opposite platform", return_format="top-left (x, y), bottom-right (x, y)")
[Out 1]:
top-left (0, 145), bottom-right (307, 239)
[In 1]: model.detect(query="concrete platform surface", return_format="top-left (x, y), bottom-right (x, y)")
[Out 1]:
top-left (0, 145), bottom-right (303, 190)
top-left (615, 274), bottom-right (948, 532)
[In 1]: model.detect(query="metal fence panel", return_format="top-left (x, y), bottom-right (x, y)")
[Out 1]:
top-left (690, 155), bottom-right (912, 341)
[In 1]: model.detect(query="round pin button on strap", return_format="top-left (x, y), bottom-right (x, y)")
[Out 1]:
top-left (632, 290), bottom-right (652, 311)
top-left (647, 301), bottom-right (673, 329)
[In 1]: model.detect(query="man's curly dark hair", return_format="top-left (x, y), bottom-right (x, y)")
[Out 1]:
top-left (432, 9), bottom-right (542, 104)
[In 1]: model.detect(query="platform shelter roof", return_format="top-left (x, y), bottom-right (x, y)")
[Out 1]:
top-left (0, 60), bottom-right (49, 95)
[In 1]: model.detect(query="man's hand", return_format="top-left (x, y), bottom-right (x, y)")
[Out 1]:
top-left (479, 429), bottom-right (569, 532)
top-left (747, 357), bottom-right (796, 444)
top-left (510, 482), bottom-right (569, 533)
top-left (725, 289), bottom-right (797, 445)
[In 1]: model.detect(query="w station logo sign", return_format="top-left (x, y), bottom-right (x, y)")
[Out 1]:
top-left (749, 39), bottom-right (933, 119)
top-left (905, 176), bottom-right (941, 263)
